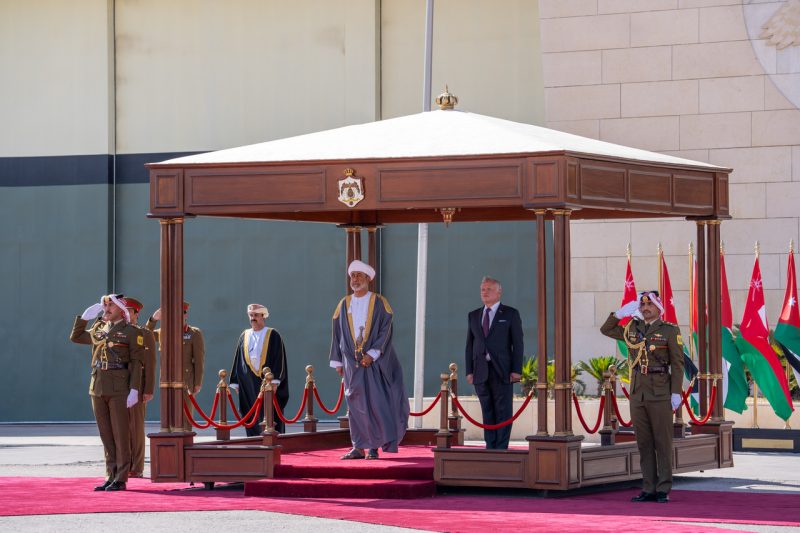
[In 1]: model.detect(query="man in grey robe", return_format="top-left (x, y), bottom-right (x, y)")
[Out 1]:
top-left (330, 260), bottom-right (409, 460)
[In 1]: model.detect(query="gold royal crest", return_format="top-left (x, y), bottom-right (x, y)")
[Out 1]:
top-left (337, 168), bottom-right (364, 208)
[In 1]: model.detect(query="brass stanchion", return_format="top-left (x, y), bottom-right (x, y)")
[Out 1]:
top-left (436, 372), bottom-right (451, 449)
top-left (303, 365), bottom-right (318, 433)
top-left (448, 363), bottom-right (464, 445)
top-left (599, 369), bottom-right (616, 446)
top-left (261, 368), bottom-right (279, 447)
top-left (215, 370), bottom-right (230, 441)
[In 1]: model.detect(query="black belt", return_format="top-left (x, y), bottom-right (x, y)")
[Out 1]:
top-left (635, 365), bottom-right (668, 375)
top-left (94, 361), bottom-right (128, 370)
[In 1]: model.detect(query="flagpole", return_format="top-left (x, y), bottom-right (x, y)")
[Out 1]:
top-left (689, 242), bottom-right (695, 362)
top-left (786, 239), bottom-right (795, 430)
top-left (627, 242), bottom-right (632, 384)
top-left (658, 243), bottom-right (663, 296)
top-left (753, 241), bottom-right (760, 430)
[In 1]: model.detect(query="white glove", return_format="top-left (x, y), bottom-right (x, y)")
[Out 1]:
top-left (126, 389), bottom-right (139, 408)
top-left (81, 303), bottom-right (103, 320)
top-left (614, 300), bottom-right (640, 319)
top-left (229, 383), bottom-right (239, 392)
top-left (671, 393), bottom-right (681, 411)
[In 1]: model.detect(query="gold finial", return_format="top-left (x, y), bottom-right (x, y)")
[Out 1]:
top-left (790, 239), bottom-right (795, 254)
top-left (437, 207), bottom-right (460, 227)
top-left (755, 241), bottom-right (760, 258)
top-left (435, 85), bottom-right (458, 110)
top-left (626, 243), bottom-right (632, 259)
top-left (657, 242), bottom-right (663, 256)
top-left (689, 242), bottom-right (694, 256)
top-left (721, 240), bottom-right (725, 255)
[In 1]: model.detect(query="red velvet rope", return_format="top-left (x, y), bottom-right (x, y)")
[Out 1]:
top-left (186, 391), bottom-right (264, 430)
top-left (273, 387), bottom-right (308, 424)
top-left (312, 381), bottom-right (345, 414)
top-left (451, 391), bottom-right (534, 430)
top-left (610, 393), bottom-right (633, 427)
top-left (681, 384), bottom-right (717, 425)
top-left (183, 391), bottom-right (220, 429)
top-left (621, 385), bottom-right (630, 400)
top-left (408, 391), bottom-right (442, 417)
top-left (227, 390), bottom-right (242, 420)
top-left (572, 393), bottom-right (606, 434)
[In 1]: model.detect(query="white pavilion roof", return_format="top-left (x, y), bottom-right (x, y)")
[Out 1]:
top-left (159, 109), bottom-right (725, 170)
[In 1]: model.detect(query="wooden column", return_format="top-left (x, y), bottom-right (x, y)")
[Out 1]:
top-left (696, 221), bottom-right (708, 416)
top-left (344, 226), bottom-right (363, 294)
top-left (367, 226), bottom-right (379, 292)
top-left (535, 209), bottom-right (548, 436)
top-left (159, 217), bottom-right (186, 433)
top-left (706, 220), bottom-right (724, 421)
top-left (552, 209), bottom-right (573, 437)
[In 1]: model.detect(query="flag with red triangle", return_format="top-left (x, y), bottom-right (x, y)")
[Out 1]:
top-left (616, 256), bottom-right (637, 357)
top-left (720, 251), bottom-right (748, 413)
top-left (775, 249), bottom-right (800, 388)
top-left (734, 255), bottom-right (794, 421)
top-left (659, 253), bottom-right (678, 324)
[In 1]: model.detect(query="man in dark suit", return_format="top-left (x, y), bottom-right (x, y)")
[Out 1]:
top-left (465, 276), bottom-right (524, 449)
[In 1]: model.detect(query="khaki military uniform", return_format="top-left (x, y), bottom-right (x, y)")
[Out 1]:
top-left (147, 319), bottom-right (205, 431)
top-left (128, 326), bottom-right (156, 476)
top-left (71, 317), bottom-right (144, 484)
top-left (601, 313), bottom-right (684, 494)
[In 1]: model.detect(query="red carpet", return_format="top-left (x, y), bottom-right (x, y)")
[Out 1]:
top-left (1, 475), bottom-right (799, 532)
top-left (247, 445), bottom-right (436, 498)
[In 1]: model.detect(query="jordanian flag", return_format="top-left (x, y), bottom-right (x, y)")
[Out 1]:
top-left (734, 256), bottom-right (794, 421)
top-left (720, 251), bottom-right (748, 413)
top-left (775, 250), bottom-right (800, 387)
top-left (687, 259), bottom-right (701, 414)
top-left (616, 256), bottom-right (637, 357)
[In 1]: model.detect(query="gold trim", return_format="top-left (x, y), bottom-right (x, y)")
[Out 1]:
top-left (243, 328), bottom-right (273, 377)
top-left (346, 293), bottom-right (377, 353)
top-left (553, 382), bottom-right (573, 390)
top-left (550, 209), bottom-right (572, 216)
top-left (534, 383), bottom-right (548, 390)
top-left (531, 209), bottom-right (548, 216)
top-left (741, 438), bottom-right (793, 450)
top-left (159, 381), bottom-right (185, 388)
top-left (158, 218), bottom-right (183, 225)
top-left (707, 220), bottom-right (721, 225)
top-left (345, 226), bottom-right (362, 233)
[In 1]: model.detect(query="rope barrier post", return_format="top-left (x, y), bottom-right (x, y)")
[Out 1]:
top-left (436, 372), bottom-right (451, 449)
top-left (608, 366), bottom-right (619, 432)
top-left (447, 363), bottom-right (464, 445)
top-left (261, 369), bottom-right (278, 447)
top-left (599, 370), bottom-right (616, 446)
top-left (303, 365), bottom-right (318, 433)
top-left (215, 370), bottom-right (231, 441)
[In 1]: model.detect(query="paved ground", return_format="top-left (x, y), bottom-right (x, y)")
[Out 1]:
top-left (1, 422), bottom-right (798, 532)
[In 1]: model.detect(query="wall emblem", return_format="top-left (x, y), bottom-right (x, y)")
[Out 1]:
top-left (744, 1), bottom-right (800, 110)
top-left (337, 168), bottom-right (364, 208)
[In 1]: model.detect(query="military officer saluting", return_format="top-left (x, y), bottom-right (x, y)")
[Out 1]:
top-left (122, 297), bottom-right (156, 478)
top-left (70, 294), bottom-right (144, 491)
top-left (601, 291), bottom-right (684, 504)
top-left (146, 301), bottom-right (205, 431)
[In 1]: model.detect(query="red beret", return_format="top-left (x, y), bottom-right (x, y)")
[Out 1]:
top-left (123, 297), bottom-right (144, 313)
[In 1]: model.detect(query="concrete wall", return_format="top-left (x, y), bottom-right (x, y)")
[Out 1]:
top-left (538, 0), bottom-right (800, 383)
top-left (0, 0), bottom-right (546, 421)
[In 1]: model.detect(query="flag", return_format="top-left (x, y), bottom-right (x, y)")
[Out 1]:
top-left (734, 256), bottom-right (794, 421)
top-left (659, 253), bottom-right (678, 324)
top-left (687, 259), bottom-right (701, 414)
top-left (775, 250), bottom-right (800, 387)
top-left (616, 256), bottom-right (637, 357)
top-left (720, 252), bottom-right (748, 413)
top-left (659, 252), bottom-right (698, 412)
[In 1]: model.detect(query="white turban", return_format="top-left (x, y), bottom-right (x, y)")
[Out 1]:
top-left (247, 303), bottom-right (269, 318)
top-left (348, 260), bottom-right (375, 280)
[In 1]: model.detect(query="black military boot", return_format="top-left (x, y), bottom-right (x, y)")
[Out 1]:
top-left (656, 491), bottom-right (669, 503)
top-left (631, 491), bottom-right (656, 502)
top-left (94, 479), bottom-right (112, 491)
top-left (105, 481), bottom-right (127, 491)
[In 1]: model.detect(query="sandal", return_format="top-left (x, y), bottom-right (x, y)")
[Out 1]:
top-left (340, 448), bottom-right (365, 460)
top-left (365, 449), bottom-right (379, 460)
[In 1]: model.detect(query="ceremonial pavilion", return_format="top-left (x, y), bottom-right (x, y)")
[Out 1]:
top-left (146, 91), bottom-right (733, 490)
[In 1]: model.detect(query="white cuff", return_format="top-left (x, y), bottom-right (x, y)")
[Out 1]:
top-left (271, 379), bottom-right (280, 385)
top-left (367, 349), bottom-right (381, 361)
top-left (330, 360), bottom-right (343, 368)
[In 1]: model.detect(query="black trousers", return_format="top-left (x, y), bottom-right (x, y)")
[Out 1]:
top-left (474, 364), bottom-right (513, 449)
